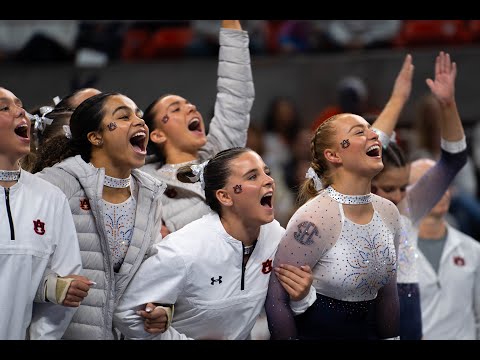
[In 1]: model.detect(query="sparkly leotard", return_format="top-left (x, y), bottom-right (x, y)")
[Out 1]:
top-left (265, 189), bottom-right (403, 339)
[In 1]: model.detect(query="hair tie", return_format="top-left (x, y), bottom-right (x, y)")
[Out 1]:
top-left (190, 160), bottom-right (209, 189)
top-left (305, 166), bottom-right (323, 191)
top-left (63, 125), bottom-right (72, 139)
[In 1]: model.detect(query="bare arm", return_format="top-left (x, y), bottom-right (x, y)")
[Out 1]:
top-left (373, 54), bottom-right (414, 145)
top-left (221, 20), bottom-right (242, 30)
top-left (426, 51), bottom-right (465, 142)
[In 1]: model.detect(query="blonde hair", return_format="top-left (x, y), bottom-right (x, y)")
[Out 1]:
top-left (298, 113), bottom-right (343, 205)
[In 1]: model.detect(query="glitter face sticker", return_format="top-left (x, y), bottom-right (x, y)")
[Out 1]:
top-left (161, 115), bottom-right (169, 124)
top-left (340, 139), bottom-right (350, 149)
top-left (233, 185), bottom-right (242, 194)
top-left (107, 122), bottom-right (117, 131)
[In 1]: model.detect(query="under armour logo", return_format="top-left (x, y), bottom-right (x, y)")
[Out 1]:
top-left (33, 219), bottom-right (46, 235)
top-left (211, 276), bottom-right (222, 285)
top-left (294, 221), bottom-right (318, 246)
top-left (80, 198), bottom-right (91, 211)
top-left (262, 259), bottom-right (273, 274)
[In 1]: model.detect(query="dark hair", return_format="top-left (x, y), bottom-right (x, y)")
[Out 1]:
top-left (380, 141), bottom-right (408, 172)
top-left (32, 92), bottom-right (120, 172)
top-left (143, 94), bottom-right (172, 164)
top-left (177, 147), bottom-right (251, 215)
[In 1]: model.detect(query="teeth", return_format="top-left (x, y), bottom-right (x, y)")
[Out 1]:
top-left (132, 132), bottom-right (146, 138)
top-left (16, 124), bottom-right (28, 129)
top-left (367, 145), bottom-right (379, 152)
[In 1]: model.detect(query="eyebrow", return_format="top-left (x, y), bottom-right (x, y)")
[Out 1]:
top-left (0, 97), bottom-right (22, 106)
top-left (241, 166), bottom-right (269, 178)
top-left (348, 123), bottom-right (371, 133)
top-left (167, 99), bottom-right (191, 110)
top-left (112, 106), bottom-right (135, 116)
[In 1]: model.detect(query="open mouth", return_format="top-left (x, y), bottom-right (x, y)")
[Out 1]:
top-left (188, 118), bottom-right (202, 132)
top-left (130, 131), bottom-right (147, 154)
top-left (14, 123), bottom-right (29, 138)
top-left (260, 193), bottom-right (273, 209)
top-left (366, 144), bottom-right (380, 157)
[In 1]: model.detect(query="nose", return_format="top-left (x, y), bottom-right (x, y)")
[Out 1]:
top-left (264, 173), bottom-right (275, 188)
top-left (369, 128), bottom-right (379, 140)
top-left (187, 103), bottom-right (197, 113)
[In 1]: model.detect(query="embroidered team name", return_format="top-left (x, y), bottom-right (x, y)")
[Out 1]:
top-left (262, 259), bottom-right (273, 274)
top-left (33, 219), bottom-right (46, 235)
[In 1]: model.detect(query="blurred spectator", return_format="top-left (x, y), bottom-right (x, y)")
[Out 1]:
top-left (324, 20), bottom-right (401, 51)
top-left (311, 75), bottom-right (380, 131)
top-left (0, 20), bottom-right (78, 62)
top-left (410, 93), bottom-right (480, 240)
top-left (410, 158), bottom-right (480, 340)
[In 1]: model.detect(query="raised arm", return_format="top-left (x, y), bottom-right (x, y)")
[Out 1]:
top-left (199, 20), bottom-right (254, 160)
top-left (372, 53), bottom-right (414, 147)
top-left (426, 51), bottom-right (464, 142)
top-left (402, 51), bottom-right (467, 224)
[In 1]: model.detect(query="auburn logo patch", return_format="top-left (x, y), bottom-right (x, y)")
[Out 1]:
top-left (262, 259), bottom-right (273, 274)
top-left (33, 219), bottom-right (46, 235)
top-left (80, 198), bottom-right (91, 211)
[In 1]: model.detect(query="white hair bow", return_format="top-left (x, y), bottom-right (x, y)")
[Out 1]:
top-left (305, 167), bottom-right (323, 191)
top-left (190, 160), bottom-right (209, 189)
top-left (32, 106), bottom-right (54, 133)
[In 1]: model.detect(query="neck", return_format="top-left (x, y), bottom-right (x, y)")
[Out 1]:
top-left (331, 172), bottom-right (372, 196)
top-left (418, 216), bottom-right (447, 239)
top-left (165, 150), bottom-right (197, 165)
top-left (0, 156), bottom-right (21, 171)
top-left (220, 214), bottom-right (260, 247)
top-left (0, 159), bottom-right (22, 188)
top-left (90, 157), bottom-right (131, 179)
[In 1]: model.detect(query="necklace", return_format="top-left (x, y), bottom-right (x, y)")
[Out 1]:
top-left (104, 174), bottom-right (131, 189)
top-left (0, 169), bottom-right (21, 182)
top-left (326, 185), bottom-right (372, 205)
top-left (243, 241), bottom-right (257, 256)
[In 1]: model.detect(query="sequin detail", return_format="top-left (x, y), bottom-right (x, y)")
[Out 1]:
top-left (0, 169), bottom-right (20, 181)
top-left (326, 185), bottom-right (372, 205)
top-left (103, 196), bottom-right (136, 272)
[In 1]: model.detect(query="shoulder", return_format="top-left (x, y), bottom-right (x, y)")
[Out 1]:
top-left (22, 170), bottom-right (70, 202)
top-left (132, 168), bottom-right (166, 191)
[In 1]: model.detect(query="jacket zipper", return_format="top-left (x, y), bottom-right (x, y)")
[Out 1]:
top-left (5, 188), bottom-right (15, 240)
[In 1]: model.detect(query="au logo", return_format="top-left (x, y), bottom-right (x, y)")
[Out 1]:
top-left (33, 219), bottom-right (46, 235)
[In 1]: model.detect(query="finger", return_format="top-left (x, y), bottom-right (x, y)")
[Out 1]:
top-left (67, 287), bottom-right (89, 299)
top-left (144, 325), bottom-right (166, 334)
top-left (71, 280), bottom-right (91, 292)
top-left (276, 271), bottom-right (301, 289)
top-left (62, 300), bottom-right (81, 308)
top-left (299, 264), bottom-right (312, 274)
top-left (425, 78), bottom-right (434, 91)
top-left (277, 263), bottom-right (304, 277)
